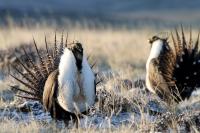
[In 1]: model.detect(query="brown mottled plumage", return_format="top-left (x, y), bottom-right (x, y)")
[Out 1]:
top-left (146, 26), bottom-right (200, 104)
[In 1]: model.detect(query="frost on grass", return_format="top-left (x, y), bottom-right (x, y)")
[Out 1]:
top-left (0, 39), bottom-right (199, 132)
top-left (0, 69), bottom-right (200, 132)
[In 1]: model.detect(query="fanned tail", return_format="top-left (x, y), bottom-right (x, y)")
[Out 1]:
top-left (10, 34), bottom-right (66, 102)
top-left (169, 27), bottom-right (200, 101)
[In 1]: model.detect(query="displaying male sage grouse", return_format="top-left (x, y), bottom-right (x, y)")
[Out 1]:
top-left (10, 34), bottom-right (97, 122)
top-left (146, 27), bottom-right (200, 104)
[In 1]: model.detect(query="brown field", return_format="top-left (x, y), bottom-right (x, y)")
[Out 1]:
top-left (0, 23), bottom-right (200, 132)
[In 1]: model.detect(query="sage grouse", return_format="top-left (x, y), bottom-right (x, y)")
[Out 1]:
top-left (146, 27), bottom-right (200, 104)
top-left (10, 34), bottom-right (97, 121)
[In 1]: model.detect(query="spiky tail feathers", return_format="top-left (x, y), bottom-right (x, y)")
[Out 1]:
top-left (169, 27), bottom-right (200, 101)
top-left (10, 34), bottom-right (99, 113)
top-left (151, 27), bottom-right (200, 102)
top-left (10, 34), bottom-right (65, 102)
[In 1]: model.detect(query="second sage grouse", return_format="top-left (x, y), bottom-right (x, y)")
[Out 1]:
top-left (146, 27), bottom-right (200, 104)
top-left (10, 34), bottom-right (97, 121)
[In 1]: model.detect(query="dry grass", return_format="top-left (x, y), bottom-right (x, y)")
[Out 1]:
top-left (0, 25), bottom-right (154, 74)
top-left (0, 24), bottom-right (200, 132)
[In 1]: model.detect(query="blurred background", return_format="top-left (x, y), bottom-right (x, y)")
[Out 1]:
top-left (1, 0), bottom-right (200, 28)
top-left (0, 1), bottom-right (200, 132)
top-left (0, 0), bottom-right (200, 76)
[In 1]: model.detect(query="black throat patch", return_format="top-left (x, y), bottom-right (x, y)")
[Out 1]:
top-left (69, 43), bottom-right (83, 72)
top-left (74, 55), bottom-right (83, 72)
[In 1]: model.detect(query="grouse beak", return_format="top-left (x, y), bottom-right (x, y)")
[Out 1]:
top-left (148, 38), bottom-right (153, 44)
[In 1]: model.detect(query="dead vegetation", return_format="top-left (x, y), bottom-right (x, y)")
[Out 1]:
top-left (0, 25), bottom-right (200, 132)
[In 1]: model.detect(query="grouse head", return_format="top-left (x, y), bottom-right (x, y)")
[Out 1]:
top-left (68, 42), bottom-right (83, 71)
top-left (149, 36), bottom-right (168, 45)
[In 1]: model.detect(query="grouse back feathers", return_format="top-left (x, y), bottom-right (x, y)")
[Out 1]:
top-left (11, 34), bottom-right (97, 120)
top-left (146, 27), bottom-right (200, 104)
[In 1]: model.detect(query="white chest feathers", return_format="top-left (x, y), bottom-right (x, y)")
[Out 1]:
top-left (57, 48), bottom-right (95, 113)
top-left (146, 40), bottom-right (164, 93)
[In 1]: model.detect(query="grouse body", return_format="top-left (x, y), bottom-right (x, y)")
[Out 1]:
top-left (146, 27), bottom-right (200, 104)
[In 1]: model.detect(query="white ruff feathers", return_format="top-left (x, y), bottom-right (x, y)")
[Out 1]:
top-left (57, 48), bottom-right (95, 113)
top-left (146, 40), bottom-right (164, 93)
